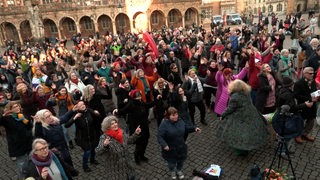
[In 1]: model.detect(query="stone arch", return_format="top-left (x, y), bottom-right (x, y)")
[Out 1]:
top-left (184, 8), bottom-right (198, 28)
top-left (167, 9), bottom-right (182, 28)
top-left (97, 15), bottom-right (113, 36)
top-left (150, 10), bottom-right (165, 31)
top-left (60, 17), bottom-right (77, 39)
top-left (20, 20), bottom-right (32, 43)
top-left (79, 16), bottom-right (95, 37)
top-left (115, 13), bottom-right (130, 34)
top-left (43, 18), bottom-right (58, 39)
top-left (0, 22), bottom-right (19, 44)
top-left (133, 11), bottom-right (148, 32)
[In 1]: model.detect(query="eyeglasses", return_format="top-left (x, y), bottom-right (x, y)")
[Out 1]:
top-left (172, 67), bottom-right (177, 70)
top-left (306, 72), bottom-right (314, 75)
top-left (35, 146), bottom-right (48, 152)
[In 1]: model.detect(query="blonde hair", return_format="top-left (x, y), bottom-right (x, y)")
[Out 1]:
top-left (97, 77), bottom-right (107, 86)
top-left (33, 109), bottom-right (60, 133)
top-left (101, 115), bottom-right (119, 132)
top-left (82, 84), bottom-right (94, 102)
top-left (227, 79), bottom-right (251, 95)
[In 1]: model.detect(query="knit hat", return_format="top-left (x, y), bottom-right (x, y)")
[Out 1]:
top-left (129, 89), bottom-right (141, 99)
top-left (282, 77), bottom-right (294, 88)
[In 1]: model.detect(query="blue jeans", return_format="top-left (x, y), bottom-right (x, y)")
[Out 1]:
top-left (167, 159), bottom-right (184, 172)
top-left (16, 154), bottom-right (28, 178)
top-left (82, 149), bottom-right (96, 169)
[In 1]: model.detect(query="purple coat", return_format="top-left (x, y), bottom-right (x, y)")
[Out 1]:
top-left (214, 68), bottom-right (247, 115)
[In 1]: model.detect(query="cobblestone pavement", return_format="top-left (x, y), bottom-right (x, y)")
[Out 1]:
top-left (1, 111), bottom-right (320, 180)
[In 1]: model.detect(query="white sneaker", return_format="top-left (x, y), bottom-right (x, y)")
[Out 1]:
top-left (177, 171), bottom-right (184, 179)
top-left (171, 172), bottom-right (177, 179)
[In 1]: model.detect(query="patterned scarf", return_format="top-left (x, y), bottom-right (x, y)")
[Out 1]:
top-left (105, 128), bottom-right (124, 144)
top-left (11, 113), bottom-right (29, 125)
top-left (31, 151), bottom-right (68, 180)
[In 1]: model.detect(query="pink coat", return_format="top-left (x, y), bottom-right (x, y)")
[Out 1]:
top-left (214, 68), bottom-right (247, 115)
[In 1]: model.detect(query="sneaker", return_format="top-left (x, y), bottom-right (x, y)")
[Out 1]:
top-left (171, 172), bottom-right (177, 179)
top-left (177, 171), bottom-right (184, 179)
top-left (10, 157), bottom-right (16, 161)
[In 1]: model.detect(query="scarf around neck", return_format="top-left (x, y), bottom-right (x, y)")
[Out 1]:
top-left (12, 113), bottom-right (29, 125)
top-left (140, 77), bottom-right (150, 93)
top-left (70, 78), bottom-right (79, 85)
top-left (105, 128), bottom-right (124, 144)
top-left (31, 151), bottom-right (68, 180)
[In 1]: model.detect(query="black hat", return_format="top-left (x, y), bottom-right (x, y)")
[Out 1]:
top-left (282, 77), bottom-right (294, 88)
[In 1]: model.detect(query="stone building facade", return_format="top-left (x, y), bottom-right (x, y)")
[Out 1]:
top-left (0, 0), bottom-right (202, 46)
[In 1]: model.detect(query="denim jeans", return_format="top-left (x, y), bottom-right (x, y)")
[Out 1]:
top-left (167, 159), bottom-right (184, 172)
top-left (16, 154), bottom-right (28, 178)
top-left (82, 149), bottom-right (96, 169)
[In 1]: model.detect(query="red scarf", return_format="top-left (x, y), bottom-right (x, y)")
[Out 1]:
top-left (105, 128), bottom-right (124, 144)
top-left (70, 78), bottom-right (79, 85)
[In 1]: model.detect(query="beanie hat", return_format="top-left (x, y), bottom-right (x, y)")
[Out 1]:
top-left (282, 77), bottom-right (294, 88)
top-left (129, 89), bottom-right (141, 99)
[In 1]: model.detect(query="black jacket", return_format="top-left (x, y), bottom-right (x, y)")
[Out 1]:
top-left (0, 115), bottom-right (33, 157)
top-left (294, 78), bottom-right (317, 119)
top-left (65, 108), bottom-right (99, 151)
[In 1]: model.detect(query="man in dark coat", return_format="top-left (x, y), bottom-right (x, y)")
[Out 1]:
top-left (294, 67), bottom-right (319, 143)
top-left (303, 46), bottom-right (320, 75)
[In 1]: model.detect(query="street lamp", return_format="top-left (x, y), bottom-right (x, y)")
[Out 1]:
top-left (117, 2), bottom-right (124, 33)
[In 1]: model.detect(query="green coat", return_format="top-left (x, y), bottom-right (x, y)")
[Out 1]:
top-left (216, 92), bottom-right (270, 151)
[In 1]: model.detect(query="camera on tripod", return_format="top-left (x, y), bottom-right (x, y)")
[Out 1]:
top-left (272, 105), bottom-right (303, 139)
top-left (279, 105), bottom-right (293, 117)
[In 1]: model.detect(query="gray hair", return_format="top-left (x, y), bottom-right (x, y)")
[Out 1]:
top-left (101, 115), bottom-right (119, 132)
top-left (31, 138), bottom-right (48, 155)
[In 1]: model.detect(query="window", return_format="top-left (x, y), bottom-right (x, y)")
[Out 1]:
top-left (50, 24), bottom-right (58, 33)
top-left (68, 22), bottom-right (76, 32)
top-left (6, 0), bottom-right (15, 5)
top-left (151, 13), bottom-right (159, 24)
top-left (268, 5), bottom-right (273, 12)
top-left (84, 19), bottom-right (94, 30)
top-left (185, 10), bottom-right (192, 21)
top-left (101, 19), bottom-right (111, 29)
top-left (169, 11), bottom-right (175, 23)
top-left (277, 3), bottom-right (282, 11)
top-left (118, 15), bottom-right (126, 28)
top-left (43, 0), bottom-right (53, 4)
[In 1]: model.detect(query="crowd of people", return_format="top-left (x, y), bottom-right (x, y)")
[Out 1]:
top-left (0, 11), bottom-right (319, 179)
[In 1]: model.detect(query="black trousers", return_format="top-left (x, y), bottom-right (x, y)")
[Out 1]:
top-left (188, 100), bottom-right (206, 125)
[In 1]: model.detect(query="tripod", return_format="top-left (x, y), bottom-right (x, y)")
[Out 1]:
top-left (266, 107), bottom-right (296, 180)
